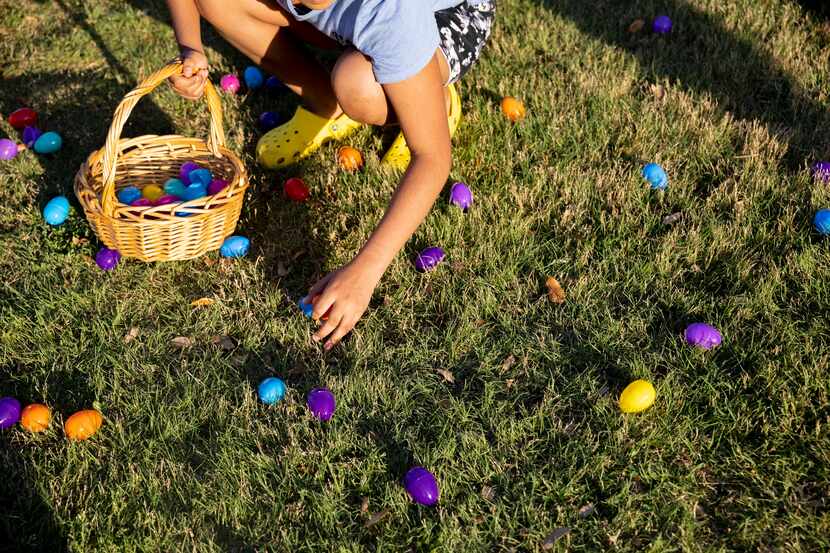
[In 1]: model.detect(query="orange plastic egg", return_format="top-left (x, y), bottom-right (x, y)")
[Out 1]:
top-left (20, 403), bottom-right (51, 432)
top-left (337, 146), bottom-right (363, 171)
top-left (501, 97), bottom-right (526, 122)
top-left (64, 409), bottom-right (103, 441)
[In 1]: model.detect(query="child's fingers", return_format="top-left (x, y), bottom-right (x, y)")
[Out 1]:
top-left (323, 318), bottom-right (355, 351)
top-left (313, 311), bottom-right (341, 343)
top-left (306, 277), bottom-right (331, 302)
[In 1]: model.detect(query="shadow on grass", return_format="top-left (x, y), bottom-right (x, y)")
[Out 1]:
top-left (535, 0), bottom-right (829, 168)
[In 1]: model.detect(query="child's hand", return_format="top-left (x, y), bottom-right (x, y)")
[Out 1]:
top-left (304, 261), bottom-right (381, 350)
top-left (169, 48), bottom-right (209, 100)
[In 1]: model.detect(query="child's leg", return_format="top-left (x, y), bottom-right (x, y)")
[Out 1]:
top-left (195, 0), bottom-right (341, 118)
top-left (330, 49), bottom-right (450, 126)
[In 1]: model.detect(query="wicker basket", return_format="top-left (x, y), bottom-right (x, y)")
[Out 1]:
top-left (74, 61), bottom-right (249, 262)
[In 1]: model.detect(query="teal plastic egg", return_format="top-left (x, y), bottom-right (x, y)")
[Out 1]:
top-left (220, 235), bottom-right (250, 258)
top-left (164, 178), bottom-right (187, 198)
top-left (33, 131), bottom-right (63, 154)
top-left (43, 196), bottom-right (70, 225)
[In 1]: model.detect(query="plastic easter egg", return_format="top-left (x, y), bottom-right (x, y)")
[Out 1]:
top-left (180, 161), bottom-right (200, 184)
top-left (403, 467), bottom-right (439, 506)
top-left (652, 15), bottom-right (673, 34)
top-left (207, 178), bottom-right (229, 195)
top-left (188, 168), bottom-right (212, 187)
top-left (449, 181), bottom-right (473, 211)
top-left (20, 403), bottom-right (51, 432)
top-left (415, 246), bottom-right (445, 272)
top-left (298, 297), bottom-right (314, 318)
top-left (220, 74), bottom-right (240, 94)
top-left (130, 198), bottom-right (152, 207)
top-left (284, 177), bottom-right (309, 202)
top-left (0, 397), bottom-right (21, 429)
top-left (814, 209), bottom-right (830, 235)
top-left (258, 111), bottom-right (284, 132)
top-left (181, 183), bottom-right (207, 201)
top-left (64, 409), bottom-right (102, 441)
top-left (642, 163), bottom-right (668, 190)
top-left (117, 186), bottom-right (142, 204)
top-left (337, 146), bottom-right (363, 171)
top-left (141, 184), bottom-right (164, 202)
top-left (265, 75), bottom-right (287, 92)
top-left (501, 97), bottom-right (526, 122)
top-left (812, 161), bottom-right (830, 182)
top-left (8, 107), bottom-right (37, 129)
top-left (244, 66), bottom-right (264, 89)
top-left (23, 126), bottom-right (42, 148)
top-left (258, 377), bottom-right (286, 405)
top-left (684, 323), bottom-right (722, 349)
top-left (33, 131), bottom-right (62, 154)
top-left (219, 235), bottom-right (250, 258)
top-left (43, 196), bottom-right (70, 226)
top-left (0, 138), bottom-right (18, 160)
top-left (95, 247), bottom-right (121, 271)
top-left (164, 178), bottom-right (187, 197)
top-left (307, 388), bottom-right (335, 421)
top-left (619, 380), bottom-right (656, 413)
top-left (154, 194), bottom-right (180, 206)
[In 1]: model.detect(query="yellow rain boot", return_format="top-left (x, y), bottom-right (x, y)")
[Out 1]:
top-left (381, 82), bottom-right (462, 172)
top-left (256, 107), bottom-right (363, 170)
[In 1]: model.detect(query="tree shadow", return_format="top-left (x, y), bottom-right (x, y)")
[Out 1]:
top-left (534, 0), bottom-right (829, 168)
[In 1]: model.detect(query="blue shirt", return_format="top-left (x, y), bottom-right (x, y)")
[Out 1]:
top-left (277, 0), bottom-right (465, 84)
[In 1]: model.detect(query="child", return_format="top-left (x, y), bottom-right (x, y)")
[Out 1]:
top-left (166, 0), bottom-right (495, 349)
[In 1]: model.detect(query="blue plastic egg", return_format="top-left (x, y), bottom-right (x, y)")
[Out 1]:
top-left (43, 196), bottom-right (70, 226)
top-left (164, 178), bottom-right (187, 198)
top-left (298, 297), bottom-right (314, 318)
top-left (220, 235), bottom-right (250, 258)
top-left (33, 131), bottom-right (62, 154)
top-left (815, 209), bottom-right (830, 236)
top-left (642, 163), bottom-right (668, 190)
top-left (258, 377), bottom-right (286, 405)
top-left (117, 186), bottom-right (142, 205)
top-left (181, 183), bottom-right (207, 201)
top-left (244, 66), bottom-right (264, 90)
top-left (187, 168), bottom-right (212, 187)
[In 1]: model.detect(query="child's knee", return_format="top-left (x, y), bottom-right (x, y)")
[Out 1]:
top-left (331, 51), bottom-right (387, 125)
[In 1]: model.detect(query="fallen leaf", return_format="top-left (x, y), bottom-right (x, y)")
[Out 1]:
top-left (436, 368), bottom-right (455, 384)
top-left (628, 18), bottom-right (645, 33)
top-left (191, 297), bottom-right (215, 307)
top-left (545, 276), bottom-right (566, 304)
top-left (364, 509), bottom-right (390, 528)
top-left (171, 336), bottom-right (193, 348)
top-left (650, 83), bottom-right (666, 101)
top-left (71, 236), bottom-right (89, 246)
top-left (481, 486), bottom-right (495, 501)
top-left (123, 327), bottom-right (139, 343)
top-left (501, 355), bottom-right (517, 372)
top-left (276, 260), bottom-right (290, 277)
top-left (203, 257), bottom-right (216, 267)
top-left (542, 527), bottom-right (571, 550)
top-left (360, 497), bottom-right (369, 514)
top-left (211, 335), bottom-right (236, 350)
top-left (608, 531), bottom-right (621, 546)
top-left (662, 212), bottom-right (682, 225)
top-left (474, 319), bottom-right (486, 327)
top-left (505, 379), bottom-right (515, 389)
top-left (578, 503), bottom-right (595, 518)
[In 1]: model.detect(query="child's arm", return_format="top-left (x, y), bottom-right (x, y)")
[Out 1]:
top-left (307, 53), bottom-right (451, 349)
top-left (166, 0), bottom-right (209, 100)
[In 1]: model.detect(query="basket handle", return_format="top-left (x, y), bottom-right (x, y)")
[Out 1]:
top-left (100, 60), bottom-right (226, 217)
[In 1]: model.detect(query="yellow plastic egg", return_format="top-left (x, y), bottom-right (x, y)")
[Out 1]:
top-left (619, 380), bottom-right (656, 413)
top-left (64, 409), bottom-right (103, 441)
top-left (142, 184), bottom-right (164, 202)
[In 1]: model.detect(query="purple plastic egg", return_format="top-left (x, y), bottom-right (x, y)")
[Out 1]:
top-left (653, 15), bottom-right (673, 34)
top-left (220, 74), bottom-right (241, 94)
top-left (0, 138), bottom-right (17, 160)
top-left (415, 246), bottom-right (445, 272)
top-left (0, 397), bottom-right (22, 429)
top-left (684, 323), bottom-right (722, 350)
top-left (95, 247), bottom-right (121, 271)
top-left (306, 388), bottom-right (335, 421)
top-left (180, 161), bottom-right (200, 184)
top-left (207, 178), bottom-right (229, 195)
top-left (154, 194), bottom-right (180, 205)
top-left (258, 111), bottom-right (283, 132)
top-left (449, 181), bottom-right (473, 211)
top-left (23, 126), bottom-right (42, 148)
top-left (812, 161), bottom-right (830, 182)
top-left (403, 466), bottom-right (439, 506)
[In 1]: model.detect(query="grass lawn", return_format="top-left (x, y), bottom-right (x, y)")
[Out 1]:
top-left (2, 0), bottom-right (830, 550)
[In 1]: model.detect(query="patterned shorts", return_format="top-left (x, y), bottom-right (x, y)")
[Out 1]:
top-left (436, 1), bottom-right (496, 84)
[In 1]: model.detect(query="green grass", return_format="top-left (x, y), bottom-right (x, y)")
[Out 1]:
top-left (2, 0), bottom-right (830, 550)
